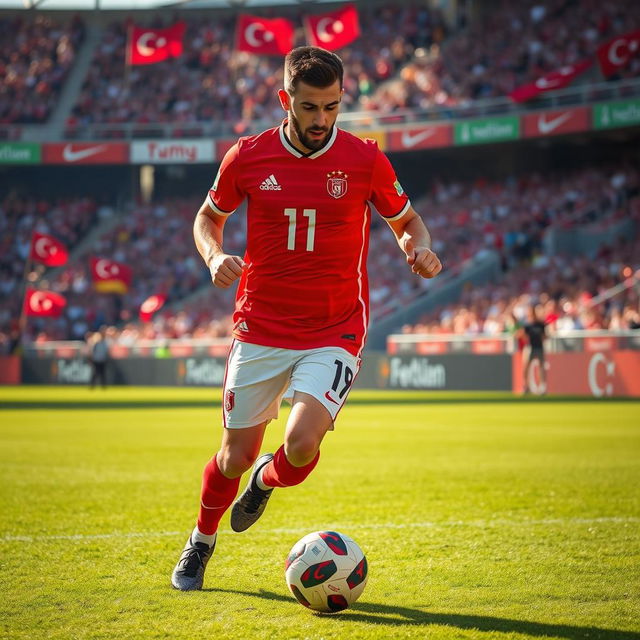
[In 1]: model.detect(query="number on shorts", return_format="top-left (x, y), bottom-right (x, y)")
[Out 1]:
top-left (331, 359), bottom-right (354, 399)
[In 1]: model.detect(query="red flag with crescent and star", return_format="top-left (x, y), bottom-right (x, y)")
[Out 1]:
top-left (508, 59), bottom-right (593, 103)
top-left (235, 15), bottom-right (294, 56)
top-left (90, 258), bottom-right (133, 294)
top-left (139, 294), bottom-right (167, 322)
top-left (304, 4), bottom-right (360, 52)
top-left (597, 30), bottom-right (640, 77)
top-left (23, 288), bottom-right (67, 318)
top-left (29, 232), bottom-right (69, 267)
top-left (127, 22), bottom-right (186, 66)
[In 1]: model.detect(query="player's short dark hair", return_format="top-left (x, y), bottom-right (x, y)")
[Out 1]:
top-left (284, 46), bottom-right (344, 93)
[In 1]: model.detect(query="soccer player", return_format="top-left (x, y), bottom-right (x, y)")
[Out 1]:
top-left (171, 46), bottom-right (442, 591)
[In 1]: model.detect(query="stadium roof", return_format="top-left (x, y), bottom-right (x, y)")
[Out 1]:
top-left (1, 0), bottom-right (336, 8)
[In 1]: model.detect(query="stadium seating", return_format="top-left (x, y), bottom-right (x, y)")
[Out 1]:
top-left (6, 2), bottom-right (640, 132)
top-left (0, 15), bottom-right (85, 125)
top-left (400, 236), bottom-right (640, 336)
top-left (2, 160), bottom-right (637, 351)
top-left (68, 3), bottom-right (446, 136)
top-left (365, 0), bottom-right (640, 114)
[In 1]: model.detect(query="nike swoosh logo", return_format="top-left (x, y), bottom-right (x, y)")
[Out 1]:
top-left (535, 77), bottom-right (563, 90)
top-left (538, 112), bottom-right (572, 134)
top-left (62, 144), bottom-right (107, 162)
top-left (324, 391), bottom-right (340, 405)
top-left (401, 129), bottom-right (436, 148)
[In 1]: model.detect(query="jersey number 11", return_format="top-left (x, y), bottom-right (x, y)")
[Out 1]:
top-left (284, 208), bottom-right (316, 252)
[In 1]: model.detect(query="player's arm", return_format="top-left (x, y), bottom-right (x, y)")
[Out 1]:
top-left (193, 200), bottom-right (244, 289)
top-left (386, 206), bottom-right (442, 279)
top-left (195, 142), bottom-right (245, 288)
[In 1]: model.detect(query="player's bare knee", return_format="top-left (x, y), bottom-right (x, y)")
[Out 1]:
top-left (284, 437), bottom-right (319, 467)
top-left (217, 449), bottom-right (256, 478)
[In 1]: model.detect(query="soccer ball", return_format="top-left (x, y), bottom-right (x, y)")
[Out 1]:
top-left (284, 530), bottom-right (368, 613)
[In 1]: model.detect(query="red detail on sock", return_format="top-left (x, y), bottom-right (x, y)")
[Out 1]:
top-left (260, 445), bottom-right (320, 488)
top-left (197, 455), bottom-right (240, 535)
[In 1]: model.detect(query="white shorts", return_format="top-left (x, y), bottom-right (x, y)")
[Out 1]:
top-left (221, 341), bottom-right (361, 429)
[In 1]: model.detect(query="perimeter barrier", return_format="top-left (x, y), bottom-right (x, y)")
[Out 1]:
top-left (8, 331), bottom-right (639, 397)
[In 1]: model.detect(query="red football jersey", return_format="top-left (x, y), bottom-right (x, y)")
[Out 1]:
top-left (207, 121), bottom-right (410, 356)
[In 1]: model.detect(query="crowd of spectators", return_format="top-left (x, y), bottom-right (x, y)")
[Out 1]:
top-left (67, 3), bottom-right (446, 136)
top-left (400, 236), bottom-right (640, 337)
top-left (2, 160), bottom-right (637, 353)
top-left (0, 193), bottom-right (109, 353)
top-left (358, 0), bottom-right (640, 115)
top-left (5, 1), bottom-right (640, 131)
top-left (368, 162), bottom-right (640, 317)
top-left (0, 15), bottom-right (85, 125)
top-left (0, 196), bottom-right (245, 351)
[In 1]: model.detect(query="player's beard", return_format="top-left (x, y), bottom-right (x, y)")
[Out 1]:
top-left (290, 113), bottom-right (332, 151)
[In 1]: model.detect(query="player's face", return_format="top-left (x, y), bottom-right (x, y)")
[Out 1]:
top-left (279, 80), bottom-right (343, 153)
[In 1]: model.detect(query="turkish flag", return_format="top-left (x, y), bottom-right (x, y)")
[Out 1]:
top-left (509, 59), bottom-right (593, 103)
top-left (127, 22), bottom-right (186, 66)
top-left (304, 4), bottom-right (360, 51)
top-left (23, 288), bottom-right (67, 318)
top-left (139, 294), bottom-right (167, 322)
top-left (29, 232), bottom-right (68, 267)
top-left (235, 15), bottom-right (294, 56)
top-left (90, 258), bottom-right (133, 294)
top-left (597, 30), bottom-right (640, 77)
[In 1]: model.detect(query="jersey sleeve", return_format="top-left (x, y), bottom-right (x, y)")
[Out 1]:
top-left (369, 148), bottom-right (411, 221)
top-left (206, 143), bottom-right (244, 216)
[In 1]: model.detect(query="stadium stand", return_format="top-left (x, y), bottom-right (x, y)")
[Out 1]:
top-left (3, 159), bottom-right (636, 351)
top-left (0, 14), bottom-right (85, 125)
top-left (366, 0), bottom-right (640, 113)
top-left (4, 1), bottom-right (639, 135)
top-left (400, 235), bottom-right (640, 336)
top-left (68, 3), bottom-right (447, 137)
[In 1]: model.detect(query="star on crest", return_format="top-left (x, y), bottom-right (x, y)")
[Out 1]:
top-left (327, 170), bottom-right (348, 178)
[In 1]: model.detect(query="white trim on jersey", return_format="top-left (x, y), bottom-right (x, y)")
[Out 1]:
top-left (278, 121), bottom-right (338, 159)
top-left (206, 192), bottom-right (235, 216)
top-left (356, 204), bottom-right (370, 358)
top-left (382, 199), bottom-right (411, 222)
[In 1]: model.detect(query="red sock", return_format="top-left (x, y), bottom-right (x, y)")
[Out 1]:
top-left (197, 455), bottom-right (240, 535)
top-left (261, 444), bottom-right (320, 488)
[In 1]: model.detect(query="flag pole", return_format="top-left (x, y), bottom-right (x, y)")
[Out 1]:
top-left (15, 238), bottom-right (34, 355)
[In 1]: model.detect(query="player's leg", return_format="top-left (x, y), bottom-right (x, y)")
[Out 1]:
top-left (89, 361), bottom-right (97, 389)
top-left (230, 393), bottom-right (330, 533)
top-left (171, 423), bottom-right (266, 591)
top-left (231, 347), bottom-right (359, 532)
top-left (172, 341), bottom-right (292, 590)
top-left (523, 347), bottom-right (532, 393)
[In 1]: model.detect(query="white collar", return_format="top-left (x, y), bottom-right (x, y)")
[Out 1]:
top-left (279, 120), bottom-right (338, 159)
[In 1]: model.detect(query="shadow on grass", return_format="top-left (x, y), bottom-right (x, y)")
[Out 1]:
top-left (205, 587), bottom-right (639, 640)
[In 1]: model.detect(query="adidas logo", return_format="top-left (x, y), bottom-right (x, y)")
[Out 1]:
top-left (237, 321), bottom-right (249, 332)
top-left (259, 174), bottom-right (282, 191)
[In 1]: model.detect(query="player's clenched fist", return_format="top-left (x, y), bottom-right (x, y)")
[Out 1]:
top-left (209, 254), bottom-right (245, 288)
top-left (403, 239), bottom-right (442, 279)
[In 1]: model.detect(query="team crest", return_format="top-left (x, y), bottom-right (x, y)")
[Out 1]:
top-left (224, 389), bottom-right (235, 412)
top-left (327, 170), bottom-right (348, 199)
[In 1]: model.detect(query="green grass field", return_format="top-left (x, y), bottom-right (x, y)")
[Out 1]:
top-left (1, 387), bottom-right (639, 640)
